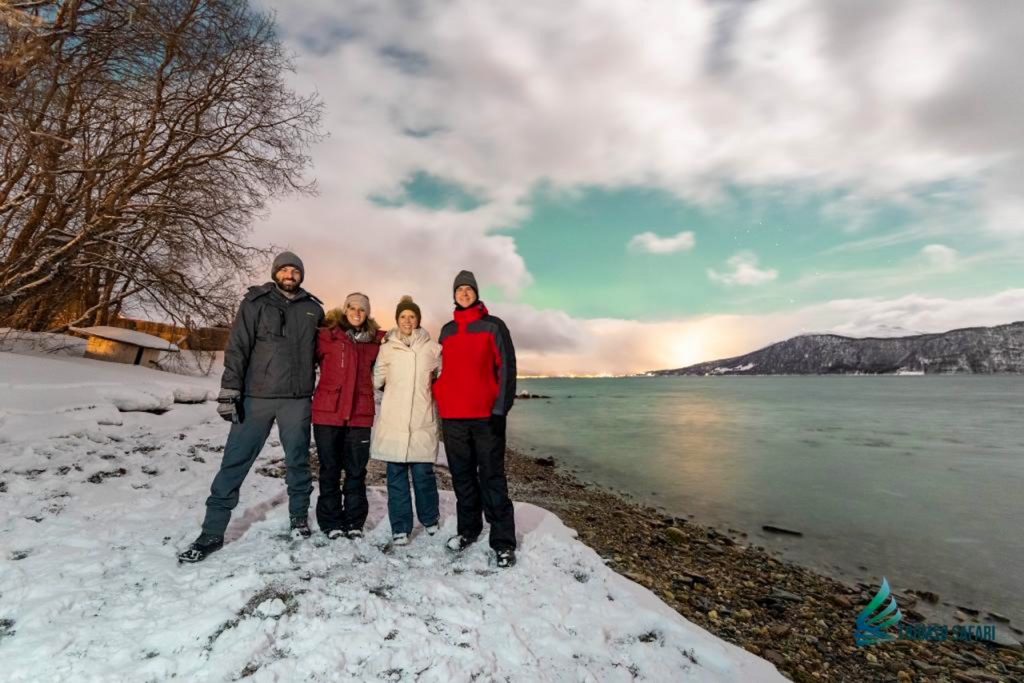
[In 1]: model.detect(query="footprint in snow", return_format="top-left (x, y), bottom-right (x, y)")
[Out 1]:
top-left (87, 468), bottom-right (127, 483)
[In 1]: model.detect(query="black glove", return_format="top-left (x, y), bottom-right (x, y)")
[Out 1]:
top-left (489, 413), bottom-right (507, 436)
top-left (216, 388), bottom-right (243, 423)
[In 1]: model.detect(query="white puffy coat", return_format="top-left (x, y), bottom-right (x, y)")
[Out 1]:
top-left (371, 328), bottom-right (442, 463)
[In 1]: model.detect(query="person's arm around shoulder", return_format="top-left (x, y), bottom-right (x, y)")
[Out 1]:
top-left (373, 341), bottom-right (389, 390)
top-left (435, 321), bottom-right (456, 379)
top-left (491, 317), bottom-right (517, 416)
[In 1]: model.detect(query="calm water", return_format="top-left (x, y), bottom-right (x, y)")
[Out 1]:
top-left (508, 376), bottom-right (1024, 626)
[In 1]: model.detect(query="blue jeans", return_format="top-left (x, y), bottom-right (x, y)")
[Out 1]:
top-left (386, 462), bottom-right (439, 535)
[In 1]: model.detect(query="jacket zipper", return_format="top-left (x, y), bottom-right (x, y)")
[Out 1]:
top-left (406, 344), bottom-right (417, 462)
top-left (342, 337), bottom-right (351, 420)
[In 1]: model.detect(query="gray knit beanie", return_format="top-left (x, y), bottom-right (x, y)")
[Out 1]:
top-left (271, 251), bottom-right (304, 282)
top-left (453, 270), bottom-right (478, 297)
top-left (344, 292), bottom-right (371, 316)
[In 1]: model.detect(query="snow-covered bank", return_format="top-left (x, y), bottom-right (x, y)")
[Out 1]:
top-left (0, 350), bottom-right (782, 681)
top-left (0, 352), bottom-right (217, 442)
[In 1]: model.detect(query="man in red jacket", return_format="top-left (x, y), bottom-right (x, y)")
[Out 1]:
top-left (433, 270), bottom-right (518, 568)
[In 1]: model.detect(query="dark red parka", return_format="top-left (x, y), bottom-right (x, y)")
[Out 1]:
top-left (312, 326), bottom-right (385, 427)
top-left (433, 302), bottom-right (516, 420)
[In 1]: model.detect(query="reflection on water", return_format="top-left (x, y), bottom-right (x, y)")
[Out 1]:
top-left (508, 376), bottom-right (1024, 625)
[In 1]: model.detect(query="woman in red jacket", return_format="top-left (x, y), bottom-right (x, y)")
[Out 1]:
top-left (312, 292), bottom-right (385, 539)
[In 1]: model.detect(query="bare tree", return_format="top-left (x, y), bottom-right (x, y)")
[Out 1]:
top-left (0, 0), bottom-right (323, 331)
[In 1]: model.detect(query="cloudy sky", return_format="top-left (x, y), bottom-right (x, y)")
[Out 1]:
top-left (253, 0), bottom-right (1024, 375)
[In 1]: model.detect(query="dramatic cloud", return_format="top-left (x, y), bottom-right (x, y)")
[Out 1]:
top-left (241, 0), bottom-right (1024, 373)
top-left (264, 0), bottom-right (1020, 206)
top-left (258, 0), bottom-right (1024, 240)
top-left (707, 252), bottom-right (778, 286)
top-left (819, 289), bottom-right (1024, 338)
top-left (627, 231), bottom-right (696, 255)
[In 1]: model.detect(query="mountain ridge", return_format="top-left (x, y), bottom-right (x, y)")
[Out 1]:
top-left (652, 320), bottom-right (1024, 376)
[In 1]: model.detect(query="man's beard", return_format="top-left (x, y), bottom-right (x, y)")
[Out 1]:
top-left (275, 276), bottom-right (300, 292)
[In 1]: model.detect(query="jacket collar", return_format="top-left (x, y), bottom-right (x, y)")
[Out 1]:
top-left (326, 325), bottom-right (385, 344)
top-left (385, 327), bottom-right (432, 348)
top-left (245, 282), bottom-right (321, 304)
top-left (453, 301), bottom-right (488, 326)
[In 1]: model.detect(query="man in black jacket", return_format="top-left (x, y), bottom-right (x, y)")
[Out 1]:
top-left (179, 251), bottom-right (324, 563)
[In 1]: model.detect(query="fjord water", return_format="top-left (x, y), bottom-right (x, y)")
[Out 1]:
top-left (508, 376), bottom-right (1024, 625)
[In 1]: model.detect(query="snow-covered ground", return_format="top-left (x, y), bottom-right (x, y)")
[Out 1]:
top-left (0, 349), bottom-right (783, 682)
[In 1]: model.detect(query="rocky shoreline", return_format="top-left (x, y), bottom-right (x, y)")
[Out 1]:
top-left (495, 450), bottom-right (1024, 683)
top-left (271, 448), bottom-right (1023, 682)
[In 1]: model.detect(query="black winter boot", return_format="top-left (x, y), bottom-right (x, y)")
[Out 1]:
top-left (178, 533), bottom-right (224, 563)
top-left (290, 516), bottom-right (312, 539)
top-left (446, 534), bottom-right (476, 552)
top-left (496, 548), bottom-right (516, 568)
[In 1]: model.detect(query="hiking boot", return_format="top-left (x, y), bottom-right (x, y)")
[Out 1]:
top-left (290, 517), bottom-right (311, 539)
top-left (446, 534), bottom-right (475, 552)
top-left (392, 533), bottom-right (409, 546)
top-left (345, 529), bottom-right (364, 540)
top-left (177, 533), bottom-right (224, 563)
top-left (424, 523), bottom-right (439, 536)
top-left (496, 548), bottom-right (516, 568)
top-left (325, 529), bottom-right (345, 540)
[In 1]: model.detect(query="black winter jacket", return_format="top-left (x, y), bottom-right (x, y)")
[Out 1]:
top-left (221, 283), bottom-right (324, 398)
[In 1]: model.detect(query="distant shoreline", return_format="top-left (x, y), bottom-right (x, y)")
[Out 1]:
top-left (517, 373), bottom-right (1024, 379)
top-left (515, 374), bottom-right (943, 379)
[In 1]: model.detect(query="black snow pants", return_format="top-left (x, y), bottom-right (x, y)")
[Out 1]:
top-left (313, 424), bottom-right (371, 533)
top-left (442, 416), bottom-right (517, 551)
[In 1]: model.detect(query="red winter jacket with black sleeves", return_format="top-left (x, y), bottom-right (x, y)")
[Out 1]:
top-left (312, 324), bottom-right (385, 427)
top-left (433, 302), bottom-right (517, 420)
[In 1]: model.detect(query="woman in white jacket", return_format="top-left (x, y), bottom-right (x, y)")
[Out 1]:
top-left (372, 296), bottom-right (442, 545)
